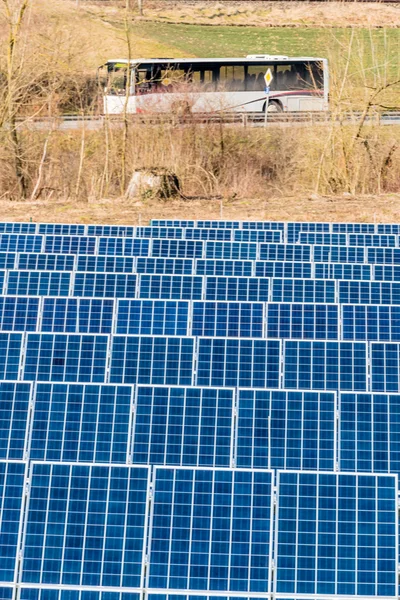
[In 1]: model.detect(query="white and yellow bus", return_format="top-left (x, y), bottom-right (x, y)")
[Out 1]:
top-left (100, 55), bottom-right (329, 115)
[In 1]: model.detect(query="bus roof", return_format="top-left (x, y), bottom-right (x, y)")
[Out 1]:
top-left (103, 56), bottom-right (326, 67)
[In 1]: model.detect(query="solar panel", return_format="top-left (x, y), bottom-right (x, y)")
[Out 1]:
top-left (41, 298), bottom-right (114, 334)
top-left (138, 275), bottom-right (203, 300)
top-left (0, 588), bottom-right (13, 600)
top-left (339, 392), bottom-right (400, 475)
top-left (20, 463), bottom-right (150, 588)
top-left (0, 234), bottom-right (43, 253)
top-left (338, 281), bottom-right (400, 305)
top-left (38, 224), bottom-right (86, 236)
top-left (0, 222), bottom-right (36, 234)
top-left (98, 238), bottom-right (150, 256)
top-left (374, 265), bottom-right (400, 281)
top-left (349, 233), bottom-right (397, 247)
top-left (23, 333), bottom-right (109, 383)
top-left (204, 276), bottom-right (269, 302)
top-left (185, 228), bottom-right (234, 241)
top-left (151, 220), bottom-right (195, 228)
top-left (136, 258), bottom-right (194, 275)
top-left (0, 296), bottom-right (39, 332)
top-left (370, 343), bottom-right (400, 392)
top-left (73, 273), bottom-right (136, 298)
top-left (88, 224), bottom-right (135, 237)
top-left (259, 243), bottom-right (311, 262)
top-left (236, 389), bottom-right (336, 470)
top-left (0, 252), bottom-right (16, 269)
top-left (148, 467), bottom-right (273, 593)
top-left (342, 304), bottom-right (400, 341)
top-left (19, 590), bottom-right (141, 600)
top-left (195, 259), bottom-right (253, 277)
top-left (266, 303), bottom-right (339, 340)
top-left (191, 301), bottom-right (264, 338)
top-left (196, 220), bottom-right (241, 229)
top-left (299, 232), bottom-right (398, 247)
top-left (271, 278), bottom-right (336, 303)
top-left (0, 460), bottom-right (26, 584)
top-left (283, 341), bottom-right (368, 391)
top-left (315, 262), bottom-right (372, 281)
top-left (313, 245), bottom-right (365, 263)
top-left (376, 224), bottom-right (400, 234)
top-left (275, 471), bottom-right (398, 597)
top-left (6, 271), bottom-right (71, 296)
top-left (196, 338), bottom-right (281, 388)
top-left (298, 232), bottom-right (348, 246)
top-left (116, 300), bottom-right (189, 336)
top-left (150, 240), bottom-right (202, 259)
top-left (17, 253), bottom-right (76, 271)
top-left (0, 382), bottom-right (31, 460)
top-left (254, 260), bottom-right (312, 279)
top-left (204, 242), bottom-right (257, 261)
top-left (134, 227), bottom-right (184, 239)
top-left (368, 247), bottom-right (400, 264)
top-left (332, 223), bottom-right (376, 234)
top-left (131, 386), bottom-right (234, 466)
top-left (76, 255), bottom-right (135, 273)
top-left (233, 230), bottom-right (282, 243)
top-left (44, 236), bottom-right (96, 255)
top-left (287, 222), bottom-right (330, 243)
top-left (109, 336), bottom-right (195, 385)
top-left (0, 333), bottom-right (23, 380)
top-left (29, 383), bottom-right (134, 463)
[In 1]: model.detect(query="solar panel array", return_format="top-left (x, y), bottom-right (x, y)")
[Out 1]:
top-left (0, 220), bottom-right (400, 600)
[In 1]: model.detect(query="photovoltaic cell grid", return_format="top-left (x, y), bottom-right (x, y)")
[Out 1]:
top-left (19, 591), bottom-right (141, 600)
top-left (0, 461), bottom-right (26, 584)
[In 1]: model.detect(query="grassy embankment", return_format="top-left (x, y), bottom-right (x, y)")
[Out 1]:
top-left (1, 0), bottom-right (400, 214)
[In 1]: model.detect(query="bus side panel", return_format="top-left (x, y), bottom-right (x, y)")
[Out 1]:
top-left (104, 95), bottom-right (137, 114)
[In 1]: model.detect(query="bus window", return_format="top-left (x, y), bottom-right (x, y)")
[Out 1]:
top-left (245, 65), bottom-right (272, 91)
top-left (218, 65), bottom-right (245, 91)
top-left (107, 68), bottom-right (127, 95)
top-left (192, 68), bottom-right (216, 91)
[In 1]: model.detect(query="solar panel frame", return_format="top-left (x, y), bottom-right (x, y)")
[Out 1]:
top-left (368, 247), bottom-right (400, 265)
top-left (0, 234), bottom-right (43, 253)
top-left (204, 276), bottom-right (269, 302)
top-left (17, 253), bottom-right (76, 271)
top-left (266, 303), bottom-right (339, 340)
top-left (73, 273), bottom-right (137, 298)
top-left (6, 271), bottom-right (71, 296)
top-left (76, 255), bottom-right (135, 273)
top-left (195, 260), bottom-right (253, 277)
top-left (191, 301), bottom-right (264, 338)
top-left (98, 238), bottom-right (150, 257)
top-left (87, 225), bottom-right (135, 237)
top-left (44, 236), bottom-right (97, 255)
top-left (0, 223), bottom-right (37, 234)
top-left (259, 243), bottom-right (311, 262)
top-left (271, 278), bottom-right (336, 303)
top-left (233, 230), bottom-right (282, 243)
top-left (116, 300), bottom-right (190, 336)
top-left (136, 258), bottom-right (194, 275)
top-left (0, 381), bottom-right (32, 460)
top-left (313, 245), bottom-right (365, 263)
top-left (138, 275), bottom-right (203, 300)
top-left (150, 240), bottom-right (202, 259)
top-left (254, 261), bottom-right (312, 279)
top-left (338, 281), bottom-right (400, 305)
top-left (0, 296), bottom-right (40, 332)
top-left (38, 224), bottom-right (86, 236)
top-left (41, 298), bottom-right (114, 334)
top-left (131, 385), bottom-right (235, 467)
top-left (0, 252), bottom-right (16, 269)
top-left (0, 333), bottom-right (23, 381)
top-left (341, 304), bottom-right (400, 341)
top-left (147, 466), bottom-right (274, 594)
top-left (314, 262), bottom-right (372, 281)
top-left (19, 590), bottom-right (142, 600)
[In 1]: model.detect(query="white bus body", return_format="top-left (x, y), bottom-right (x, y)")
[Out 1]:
top-left (101, 55), bottom-right (329, 115)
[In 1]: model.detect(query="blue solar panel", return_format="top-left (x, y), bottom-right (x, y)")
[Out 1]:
top-left (299, 232), bottom-right (398, 247)
top-left (23, 334), bottom-right (108, 383)
top-left (150, 240), bottom-right (202, 259)
top-left (38, 224), bottom-right (86, 235)
top-left (233, 230), bottom-right (282, 242)
top-left (204, 276), bottom-right (269, 302)
top-left (339, 281), bottom-right (400, 304)
top-left (313, 245), bottom-right (365, 263)
top-left (275, 471), bottom-right (398, 597)
top-left (17, 253), bottom-right (76, 271)
top-left (195, 259), bottom-right (253, 277)
top-left (368, 247), bottom-right (400, 264)
top-left (192, 301), bottom-right (264, 337)
top-left (287, 222), bottom-right (330, 243)
top-left (135, 258), bottom-right (193, 275)
top-left (340, 392), bottom-right (400, 475)
top-left (29, 383), bottom-right (133, 463)
top-left (315, 262), bottom-right (372, 280)
top-left (44, 235), bottom-right (96, 255)
top-left (271, 278), bottom-right (336, 303)
top-left (6, 271), bottom-right (71, 296)
top-left (41, 298), bottom-right (114, 333)
top-left (374, 265), bottom-right (400, 281)
top-left (0, 334), bottom-right (23, 380)
top-left (266, 303), bottom-right (339, 339)
top-left (332, 223), bottom-right (376, 233)
top-left (0, 234), bottom-right (43, 253)
top-left (0, 222), bottom-right (36, 233)
top-left (0, 382), bottom-right (31, 460)
top-left (0, 460), bottom-right (26, 584)
top-left (185, 228), bottom-right (233, 241)
top-left (116, 300), bottom-right (189, 336)
top-left (73, 273), bottom-right (136, 298)
top-left (254, 260), bottom-right (312, 279)
top-left (0, 252), bottom-right (16, 269)
top-left (204, 242), bottom-right (257, 260)
top-left (20, 590), bottom-right (141, 600)
top-left (134, 227), bottom-right (184, 239)
top-left (131, 386), bottom-right (233, 466)
top-left (0, 588), bottom-right (13, 600)
top-left (151, 220), bottom-right (195, 228)
top-left (299, 232), bottom-right (348, 246)
top-left (0, 296), bottom-right (39, 331)
top-left (88, 224), bottom-right (135, 237)
top-left (109, 336), bottom-right (194, 385)
top-left (342, 305), bottom-right (400, 341)
top-left (196, 220), bottom-right (241, 229)
top-left (76, 255), bottom-right (135, 273)
top-left (148, 467), bottom-right (273, 593)
top-left (370, 343), bottom-right (400, 392)
top-left (196, 338), bottom-right (280, 387)
top-left (236, 389), bottom-right (336, 470)
top-left (349, 234), bottom-right (397, 247)
top-left (138, 275), bottom-right (203, 300)
top-left (259, 243), bottom-right (311, 262)
top-left (21, 463), bottom-right (150, 588)
top-left (376, 224), bottom-right (400, 234)
top-left (98, 238), bottom-right (150, 256)
top-left (284, 341), bottom-right (367, 391)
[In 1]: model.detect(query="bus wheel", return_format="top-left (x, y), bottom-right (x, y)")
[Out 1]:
top-left (263, 100), bottom-right (282, 113)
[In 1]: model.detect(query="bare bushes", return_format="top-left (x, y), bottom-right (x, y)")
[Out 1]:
top-left (2, 120), bottom-right (400, 201)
